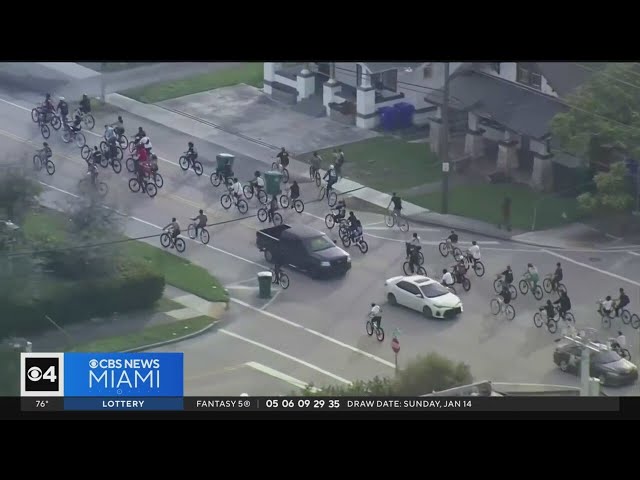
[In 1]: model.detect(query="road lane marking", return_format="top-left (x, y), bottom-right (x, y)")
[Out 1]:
top-left (365, 226), bottom-right (440, 232)
top-left (230, 297), bottom-right (396, 369)
top-left (628, 251), bottom-right (640, 257)
top-left (219, 329), bottom-right (352, 385)
top-left (542, 249), bottom-right (640, 288)
top-left (245, 361), bottom-right (321, 392)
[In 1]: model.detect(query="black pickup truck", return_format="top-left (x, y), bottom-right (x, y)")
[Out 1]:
top-left (256, 224), bottom-right (351, 278)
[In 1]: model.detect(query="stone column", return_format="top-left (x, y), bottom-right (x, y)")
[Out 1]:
top-left (496, 131), bottom-right (519, 175)
top-left (428, 107), bottom-right (442, 155)
top-left (297, 68), bottom-right (315, 102)
top-left (530, 138), bottom-right (554, 191)
top-left (263, 62), bottom-right (283, 95)
top-left (356, 72), bottom-right (377, 129)
top-left (464, 112), bottom-right (485, 159)
top-left (323, 78), bottom-right (341, 117)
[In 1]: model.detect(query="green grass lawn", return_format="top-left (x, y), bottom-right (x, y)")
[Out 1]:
top-left (407, 184), bottom-right (583, 231)
top-left (68, 316), bottom-right (214, 352)
top-left (297, 136), bottom-right (441, 193)
top-left (122, 63), bottom-right (264, 103)
top-left (152, 297), bottom-right (182, 313)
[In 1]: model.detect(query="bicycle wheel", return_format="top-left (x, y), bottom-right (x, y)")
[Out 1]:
top-left (308, 166), bottom-right (314, 180)
top-left (619, 349), bottom-right (631, 361)
top-left (272, 212), bottom-right (283, 226)
top-left (282, 168), bottom-right (289, 183)
top-left (114, 146), bottom-right (123, 161)
top-left (438, 242), bottom-right (449, 257)
top-left (128, 142), bottom-right (136, 154)
top-left (365, 320), bottom-right (373, 336)
top-left (257, 190), bottom-right (268, 205)
top-left (193, 161), bottom-right (203, 176)
top-left (279, 194), bottom-right (289, 208)
top-left (533, 285), bottom-right (543, 301)
top-left (601, 316), bottom-right (611, 329)
top-left (493, 278), bottom-right (502, 293)
top-left (118, 134), bottom-right (128, 149)
top-left (32, 155), bottom-right (43, 171)
top-left (175, 238), bottom-right (186, 253)
top-left (98, 182), bottom-right (108, 197)
top-left (210, 172), bottom-right (221, 187)
top-left (473, 261), bottom-right (485, 277)
top-left (518, 279), bottom-right (529, 295)
top-left (243, 185), bottom-right (254, 199)
top-left (505, 304), bottom-right (515, 321)
top-left (111, 159), bottom-right (122, 174)
top-left (99, 155), bottom-right (109, 168)
top-left (80, 145), bottom-right (91, 160)
top-left (154, 173), bottom-right (163, 188)
top-left (318, 186), bottom-right (326, 201)
top-left (631, 314), bottom-right (640, 329)
top-left (179, 156), bottom-right (189, 170)
top-left (533, 312), bottom-right (543, 328)
top-left (31, 108), bottom-right (39, 122)
top-left (358, 240), bottom-right (369, 254)
top-left (564, 312), bottom-right (575, 323)
top-left (126, 157), bottom-right (136, 173)
top-left (160, 233), bottom-right (171, 247)
top-left (82, 114), bottom-right (95, 130)
top-left (376, 327), bottom-right (385, 342)
top-left (462, 277), bottom-right (471, 292)
top-left (237, 199), bottom-right (249, 214)
top-left (200, 229), bottom-right (210, 245)
top-left (314, 171), bottom-right (321, 187)
top-left (508, 285), bottom-right (517, 299)
top-left (417, 251), bottom-right (424, 265)
top-left (187, 224), bottom-right (197, 239)
top-left (453, 247), bottom-right (463, 258)
top-left (128, 178), bottom-right (140, 193)
top-left (327, 190), bottom-right (337, 207)
top-left (293, 199), bottom-right (304, 213)
top-left (257, 208), bottom-right (268, 222)
top-left (220, 194), bottom-right (232, 210)
top-left (45, 160), bottom-right (55, 175)
top-left (402, 261), bottom-right (412, 276)
top-left (621, 310), bottom-right (631, 324)
top-left (279, 273), bottom-right (290, 290)
top-left (490, 298), bottom-right (501, 315)
top-left (341, 235), bottom-right (351, 248)
top-left (547, 320), bottom-right (557, 333)
top-left (398, 217), bottom-right (409, 232)
top-left (384, 214), bottom-right (395, 228)
top-left (325, 214), bottom-right (335, 229)
top-left (417, 266), bottom-right (427, 276)
top-left (75, 132), bottom-right (86, 148)
top-left (40, 124), bottom-right (50, 139)
top-left (543, 277), bottom-right (552, 293)
top-left (51, 115), bottom-right (61, 130)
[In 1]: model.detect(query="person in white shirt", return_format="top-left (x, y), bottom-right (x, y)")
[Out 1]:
top-left (610, 331), bottom-right (627, 353)
top-left (467, 240), bottom-right (481, 266)
top-left (231, 177), bottom-right (243, 200)
top-left (104, 124), bottom-right (116, 145)
top-left (441, 269), bottom-right (454, 288)
top-left (369, 303), bottom-right (382, 330)
top-left (141, 136), bottom-right (152, 154)
top-left (600, 295), bottom-right (614, 316)
top-left (406, 232), bottom-right (421, 258)
top-left (252, 171), bottom-right (265, 190)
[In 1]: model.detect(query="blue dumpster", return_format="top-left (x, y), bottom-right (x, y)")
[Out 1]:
top-left (393, 102), bottom-right (416, 128)
top-left (378, 106), bottom-right (397, 131)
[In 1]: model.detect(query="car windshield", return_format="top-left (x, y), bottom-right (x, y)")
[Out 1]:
top-left (419, 282), bottom-right (450, 298)
top-left (305, 235), bottom-right (334, 252)
top-left (593, 351), bottom-right (621, 364)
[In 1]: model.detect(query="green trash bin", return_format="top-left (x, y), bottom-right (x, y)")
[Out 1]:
top-left (216, 153), bottom-right (235, 170)
top-left (257, 271), bottom-right (273, 299)
top-left (264, 171), bottom-right (283, 196)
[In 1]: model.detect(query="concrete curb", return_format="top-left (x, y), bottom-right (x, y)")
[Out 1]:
top-left (120, 318), bottom-right (220, 353)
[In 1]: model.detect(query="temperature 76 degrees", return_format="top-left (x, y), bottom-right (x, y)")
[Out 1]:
top-left (36, 400), bottom-right (49, 408)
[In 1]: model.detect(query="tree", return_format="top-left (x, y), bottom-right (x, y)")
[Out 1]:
top-left (0, 164), bottom-right (42, 222)
top-left (577, 161), bottom-right (634, 213)
top-left (299, 353), bottom-right (473, 396)
top-left (551, 63), bottom-right (640, 167)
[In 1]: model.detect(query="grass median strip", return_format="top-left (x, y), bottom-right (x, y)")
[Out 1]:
top-left (121, 63), bottom-right (264, 103)
top-left (153, 297), bottom-right (183, 313)
top-left (68, 316), bottom-right (215, 352)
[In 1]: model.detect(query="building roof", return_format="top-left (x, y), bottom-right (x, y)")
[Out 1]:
top-left (426, 71), bottom-right (568, 139)
top-left (534, 62), bottom-right (604, 97)
top-left (361, 62), bottom-right (424, 74)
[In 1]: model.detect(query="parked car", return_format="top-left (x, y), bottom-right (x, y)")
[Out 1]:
top-left (385, 275), bottom-right (463, 319)
top-left (553, 340), bottom-right (638, 387)
top-left (257, 224), bottom-right (351, 278)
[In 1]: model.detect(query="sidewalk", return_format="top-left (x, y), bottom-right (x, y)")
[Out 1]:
top-left (106, 92), bottom-right (624, 250)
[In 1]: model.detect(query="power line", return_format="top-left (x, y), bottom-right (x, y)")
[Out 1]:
top-left (574, 63), bottom-right (640, 93)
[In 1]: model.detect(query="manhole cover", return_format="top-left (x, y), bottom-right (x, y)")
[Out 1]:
top-left (589, 257), bottom-right (601, 262)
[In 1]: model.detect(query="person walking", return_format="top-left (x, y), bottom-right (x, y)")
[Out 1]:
top-left (500, 196), bottom-right (512, 231)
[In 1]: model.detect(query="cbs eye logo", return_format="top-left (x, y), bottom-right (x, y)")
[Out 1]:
top-left (24, 357), bottom-right (59, 392)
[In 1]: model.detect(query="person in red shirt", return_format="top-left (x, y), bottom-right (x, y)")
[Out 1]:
top-left (136, 143), bottom-right (151, 177)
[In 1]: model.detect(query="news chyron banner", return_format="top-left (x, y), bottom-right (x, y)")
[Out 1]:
top-left (20, 352), bottom-right (184, 410)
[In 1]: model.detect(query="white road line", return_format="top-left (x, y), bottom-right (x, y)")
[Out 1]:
top-left (219, 329), bottom-right (352, 385)
top-left (244, 361), bottom-right (321, 392)
top-left (39, 181), bottom-right (80, 198)
top-left (628, 251), bottom-right (640, 257)
top-left (364, 221), bottom-right (384, 227)
top-left (225, 285), bottom-right (258, 290)
top-left (542, 249), bottom-right (640, 288)
top-left (260, 290), bottom-right (281, 310)
top-left (365, 226), bottom-right (440, 232)
top-left (230, 297), bottom-right (396, 369)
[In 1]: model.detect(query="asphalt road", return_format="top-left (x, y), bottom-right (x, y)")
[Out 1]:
top-left (0, 89), bottom-right (639, 397)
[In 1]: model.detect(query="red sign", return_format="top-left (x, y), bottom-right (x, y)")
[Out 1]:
top-left (391, 338), bottom-right (400, 354)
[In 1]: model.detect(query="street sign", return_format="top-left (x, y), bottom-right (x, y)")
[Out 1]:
top-left (442, 162), bottom-right (450, 173)
top-left (391, 337), bottom-right (400, 354)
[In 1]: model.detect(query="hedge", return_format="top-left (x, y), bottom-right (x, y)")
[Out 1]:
top-left (0, 261), bottom-right (164, 339)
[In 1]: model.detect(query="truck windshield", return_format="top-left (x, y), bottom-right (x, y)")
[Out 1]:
top-left (305, 236), bottom-right (334, 252)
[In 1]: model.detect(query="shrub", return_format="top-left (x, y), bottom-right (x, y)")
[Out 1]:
top-left (0, 260), bottom-right (164, 338)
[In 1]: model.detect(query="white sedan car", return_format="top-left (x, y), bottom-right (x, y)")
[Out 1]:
top-left (385, 275), bottom-right (463, 319)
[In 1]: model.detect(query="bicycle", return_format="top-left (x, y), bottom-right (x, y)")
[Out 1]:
top-left (608, 340), bottom-right (631, 361)
top-left (438, 239), bottom-right (462, 258)
top-left (257, 207), bottom-right (283, 225)
top-left (278, 188), bottom-right (305, 213)
top-left (405, 244), bottom-right (424, 265)
top-left (210, 171), bottom-right (233, 188)
top-left (99, 140), bottom-right (124, 161)
top-left (493, 275), bottom-right (518, 300)
top-left (243, 182), bottom-right (268, 205)
top-left (32, 150), bottom-right (55, 176)
top-left (341, 231), bottom-right (369, 254)
top-left (128, 177), bottom-right (158, 198)
top-left (533, 309), bottom-right (559, 334)
top-left (309, 165), bottom-right (321, 187)
top-left (518, 274), bottom-right (544, 300)
top-left (78, 174), bottom-right (108, 197)
top-left (160, 231), bottom-right (186, 253)
top-left (75, 109), bottom-right (95, 130)
top-left (31, 107), bottom-right (62, 130)
top-left (366, 315), bottom-right (385, 342)
top-left (543, 273), bottom-right (567, 295)
top-left (403, 261), bottom-right (426, 276)
top-left (221, 191), bottom-right (249, 214)
top-left (151, 171), bottom-right (164, 189)
top-left (384, 209), bottom-right (409, 232)
top-left (61, 124), bottom-right (86, 148)
top-left (271, 159), bottom-right (290, 183)
top-left (271, 268), bottom-right (290, 290)
top-left (187, 223), bottom-right (210, 244)
top-left (324, 211), bottom-right (349, 231)
top-left (452, 271), bottom-right (471, 292)
top-left (318, 181), bottom-right (338, 207)
top-left (179, 152), bottom-right (204, 176)
top-left (461, 253), bottom-right (485, 277)
top-left (597, 300), bottom-right (616, 329)
top-left (90, 149), bottom-right (122, 174)
top-left (490, 296), bottom-right (516, 321)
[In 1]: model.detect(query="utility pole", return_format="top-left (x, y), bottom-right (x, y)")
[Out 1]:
top-left (441, 62), bottom-right (450, 214)
top-left (330, 62), bottom-right (335, 81)
top-left (100, 62), bottom-right (106, 103)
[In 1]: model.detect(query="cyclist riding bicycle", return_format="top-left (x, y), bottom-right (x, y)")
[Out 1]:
top-left (388, 192), bottom-right (402, 217)
top-left (311, 152), bottom-right (322, 177)
top-left (68, 112), bottom-right (82, 132)
top-left (499, 265), bottom-right (514, 286)
top-left (551, 262), bottom-right (563, 291)
top-left (369, 303), bottom-right (382, 330)
top-left (499, 283), bottom-right (512, 305)
top-left (276, 147), bottom-right (290, 169)
top-left (407, 246), bottom-right (422, 274)
top-left (231, 178), bottom-right (243, 201)
top-left (57, 96), bottom-right (69, 122)
top-left (164, 218), bottom-right (181, 248)
top-left (539, 299), bottom-right (555, 322)
top-left (43, 93), bottom-right (55, 114)
top-left (40, 142), bottom-right (52, 159)
top-left (406, 232), bottom-right (421, 258)
top-left (272, 253), bottom-right (284, 284)
top-left (615, 287), bottom-right (630, 317)
top-left (104, 124), bottom-right (117, 145)
top-left (251, 171), bottom-right (265, 191)
top-left (610, 331), bottom-right (627, 352)
top-left (216, 161), bottom-right (234, 183)
top-left (453, 255), bottom-right (467, 281)
top-left (79, 94), bottom-right (91, 114)
top-left (600, 295), bottom-right (614, 317)
top-left (525, 263), bottom-right (539, 290)
top-left (191, 209), bottom-right (208, 237)
top-left (141, 136), bottom-right (152, 155)
top-left (466, 240), bottom-right (481, 266)
top-left (87, 160), bottom-right (99, 186)
top-left (134, 127), bottom-right (146, 144)
top-left (110, 115), bottom-right (125, 136)
top-left (90, 146), bottom-right (103, 164)
top-left (323, 165), bottom-right (338, 191)
top-left (186, 142), bottom-right (198, 162)
top-left (441, 268), bottom-right (454, 288)
top-left (447, 230), bottom-right (458, 245)
top-left (553, 291), bottom-right (572, 321)
top-left (347, 211), bottom-right (359, 233)
top-left (268, 195), bottom-right (279, 222)
top-left (288, 181), bottom-right (300, 206)
top-left (350, 217), bottom-right (363, 241)
top-left (333, 200), bottom-right (346, 222)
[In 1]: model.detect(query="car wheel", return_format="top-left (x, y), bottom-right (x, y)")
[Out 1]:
top-left (387, 293), bottom-right (397, 306)
top-left (559, 360), bottom-right (569, 372)
top-left (422, 306), bottom-right (432, 318)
